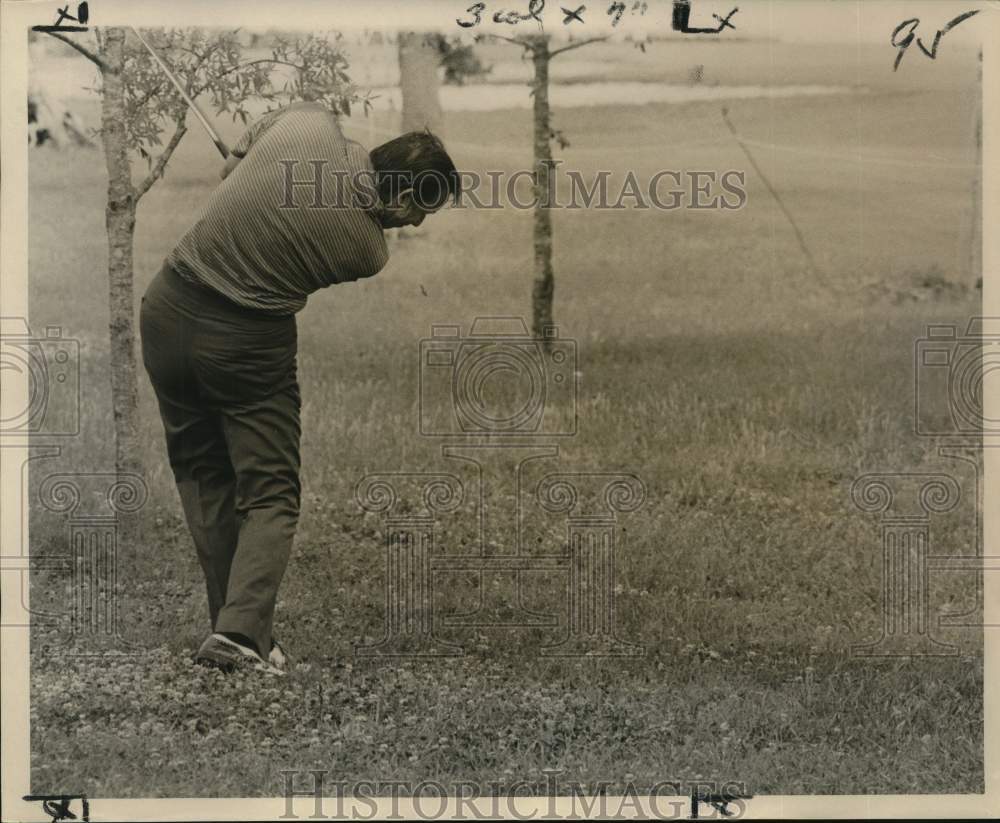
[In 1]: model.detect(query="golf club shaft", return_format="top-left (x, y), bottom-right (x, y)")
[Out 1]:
top-left (129, 27), bottom-right (230, 158)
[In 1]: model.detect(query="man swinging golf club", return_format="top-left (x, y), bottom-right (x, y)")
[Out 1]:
top-left (140, 86), bottom-right (460, 673)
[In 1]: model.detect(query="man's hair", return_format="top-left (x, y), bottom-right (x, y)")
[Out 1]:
top-left (370, 130), bottom-right (461, 212)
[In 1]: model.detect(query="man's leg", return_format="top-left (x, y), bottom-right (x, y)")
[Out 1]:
top-left (213, 379), bottom-right (302, 658)
top-left (168, 419), bottom-right (240, 628)
top-left (146, 262), bottom-right (301, 659)
top-left (140, 291), bottom-right (240, 630)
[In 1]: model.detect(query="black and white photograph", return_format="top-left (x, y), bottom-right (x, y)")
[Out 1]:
top-left (1, 0), bottom-right (997, 819)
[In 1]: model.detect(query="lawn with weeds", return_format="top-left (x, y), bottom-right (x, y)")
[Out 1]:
top-left (26, 39), bottom-right (983, 797)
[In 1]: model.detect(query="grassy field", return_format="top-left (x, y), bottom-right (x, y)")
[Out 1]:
top-left (26, 37), bottom-right (983, 797)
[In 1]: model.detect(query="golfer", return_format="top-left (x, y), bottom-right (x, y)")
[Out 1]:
top-left (140, 102), bottom-right (460, 673)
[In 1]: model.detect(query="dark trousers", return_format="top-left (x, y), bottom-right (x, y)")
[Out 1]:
top-left (140, 263), bottom-right (301, 656)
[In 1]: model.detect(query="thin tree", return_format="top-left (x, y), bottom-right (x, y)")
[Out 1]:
top-left (38, 26), bottom-right (360, 545)
top-left (487, 33), bottom-right (606, 344)
top-left (396, 32), bottom-right (490, 132)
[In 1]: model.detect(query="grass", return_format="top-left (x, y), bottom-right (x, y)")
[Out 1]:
top-left (26, 39), bottom-right (983, 797)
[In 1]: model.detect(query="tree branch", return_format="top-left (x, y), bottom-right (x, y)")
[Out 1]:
top-left (181, 43), bottom-right (219, 97)
top-left (39, 30), bottom-right (116, 73)
top-left (129, 80), bottom-right (166, 114)
top-left (221, 57), bottom-right (305, 77)
top-left (173, 42), bottom-right (209, 62)
top-left (135, 120), bottom-right (188, 200)
top-left (549, 36), bottom-right (609, 58)
top-left (481, 33), bottom-right (536, 52)
top-left (190, 58), bottom-right (305, 97)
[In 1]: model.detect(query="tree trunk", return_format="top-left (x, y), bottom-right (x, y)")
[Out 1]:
top-left (100, 28), bottom-right (141, 485)
top-left (530, 37), bottom-right (555, 345)
top-left (398, 32), bottom-right (443, 133)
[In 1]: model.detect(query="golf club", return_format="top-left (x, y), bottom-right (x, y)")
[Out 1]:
top-left (129, 26), bottom-right (231, 158)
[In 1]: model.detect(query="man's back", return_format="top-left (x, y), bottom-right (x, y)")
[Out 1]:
top-left (169, 102), bottom-right (389, 315)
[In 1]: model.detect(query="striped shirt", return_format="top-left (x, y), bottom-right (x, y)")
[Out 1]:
top-left (168, 102), bottom-right (389, 314)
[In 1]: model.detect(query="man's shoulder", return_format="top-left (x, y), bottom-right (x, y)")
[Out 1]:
top-left (262, 102), bottom-right (344, 142)
top-left (281, 100), bottom-right (336, 117)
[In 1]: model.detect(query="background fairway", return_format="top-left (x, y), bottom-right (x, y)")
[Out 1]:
top-left (27, 34), bottom-right (983, 796)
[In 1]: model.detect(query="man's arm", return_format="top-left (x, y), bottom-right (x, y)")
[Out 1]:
top-left (218, 107), bottom-right (287, 180)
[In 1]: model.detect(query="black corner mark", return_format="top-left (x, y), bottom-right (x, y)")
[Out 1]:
top-left (55, 2), bottom-right (88, 25)
top-left (32, 2), bottom-right (89, 32)
top-left (689, 791), bottom-right (752, 819)
top-left (891, 9), bottom-right (980, 71)
top-left (23, 795), bottom-right (90, 822)
top-left (672, 0), bottom-right (738, 34)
